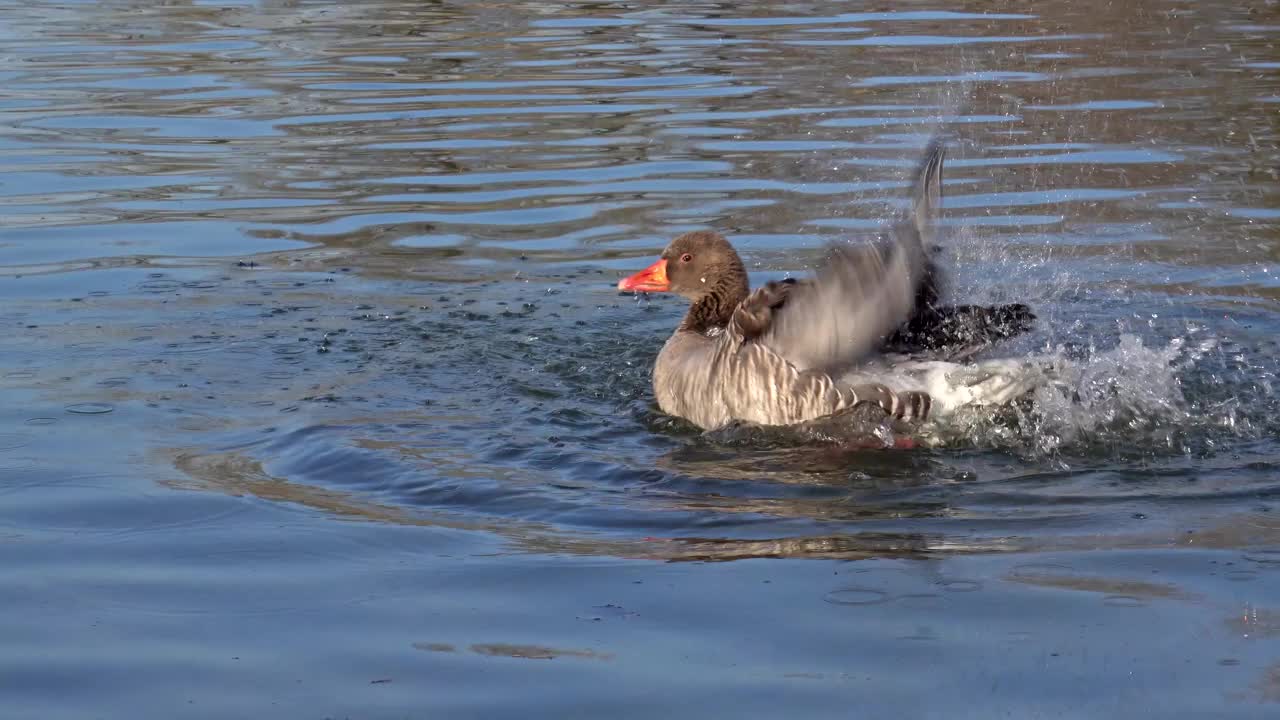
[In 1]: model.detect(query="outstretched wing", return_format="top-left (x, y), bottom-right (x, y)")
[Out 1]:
top-left (755, 138), bottom-right (945, 372)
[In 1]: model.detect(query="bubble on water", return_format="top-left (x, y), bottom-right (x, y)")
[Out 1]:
top-left (65, 403), bottom-right (114, 415)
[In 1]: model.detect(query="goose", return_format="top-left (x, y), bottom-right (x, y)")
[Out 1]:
top-left (617, 138), bottom-right (1040, 431)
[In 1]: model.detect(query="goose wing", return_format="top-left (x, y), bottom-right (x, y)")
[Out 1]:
top-left (751, 138), bottom-right (945, 373)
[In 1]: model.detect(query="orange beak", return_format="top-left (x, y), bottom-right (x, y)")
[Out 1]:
top-left (617, 258), bottom-right (670, 293)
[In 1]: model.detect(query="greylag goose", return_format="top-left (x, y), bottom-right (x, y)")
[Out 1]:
top-left (617, 139), bottom-right (1040, 431)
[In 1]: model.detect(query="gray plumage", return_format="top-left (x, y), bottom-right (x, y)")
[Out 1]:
top-left (620, 139), bottom-right (946, 431)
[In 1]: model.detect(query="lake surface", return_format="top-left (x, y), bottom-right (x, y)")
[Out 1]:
top-left (2, 0), bottom-right (1279, 716)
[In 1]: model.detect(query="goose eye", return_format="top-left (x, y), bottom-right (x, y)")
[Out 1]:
top-left (680, 253), bottom-right (693, 263)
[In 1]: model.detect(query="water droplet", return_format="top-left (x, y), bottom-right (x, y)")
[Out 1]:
top-left (895, 593), bottom-right (943, 607)
top-left (1008, 563), bottom-right (1073, 579)
top-left (65, 403), bottom-right (114, 415)
top-left (1103, 595), bottom-right (1145, 607)
top-left (939, 579), bottom-right (982, 592)
top-left (824, 588), bottom-right (890, 606)
top-left (1243, 549), bottom-right (1280, 565)
top-left (139, 279), bottom-right (181, 292)
top-left (0, 433), bottom-right (32, 451)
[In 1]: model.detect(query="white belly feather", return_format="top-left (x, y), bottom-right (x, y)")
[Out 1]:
top-left (840, 356), bottom-right (1054, 417)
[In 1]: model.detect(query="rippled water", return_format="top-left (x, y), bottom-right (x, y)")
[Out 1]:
top-left (2, 1), bottom-right (1279, 717)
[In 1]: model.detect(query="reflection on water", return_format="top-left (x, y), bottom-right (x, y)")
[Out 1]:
top-left (4, 0), bottom-right (1277, 279)
top-left (2, 0), bottom-right (1279, 717)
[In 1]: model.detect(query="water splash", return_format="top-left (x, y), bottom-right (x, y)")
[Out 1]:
top-left (696, 329), bottom-right (1268, 461)
top-left (923, 332), bottom-right (1238, 457)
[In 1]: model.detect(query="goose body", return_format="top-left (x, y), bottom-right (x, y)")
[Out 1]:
top-left (651, 321), bottom-right (932, 431)
top-left (618, 138), bottom-right (1039, 432)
